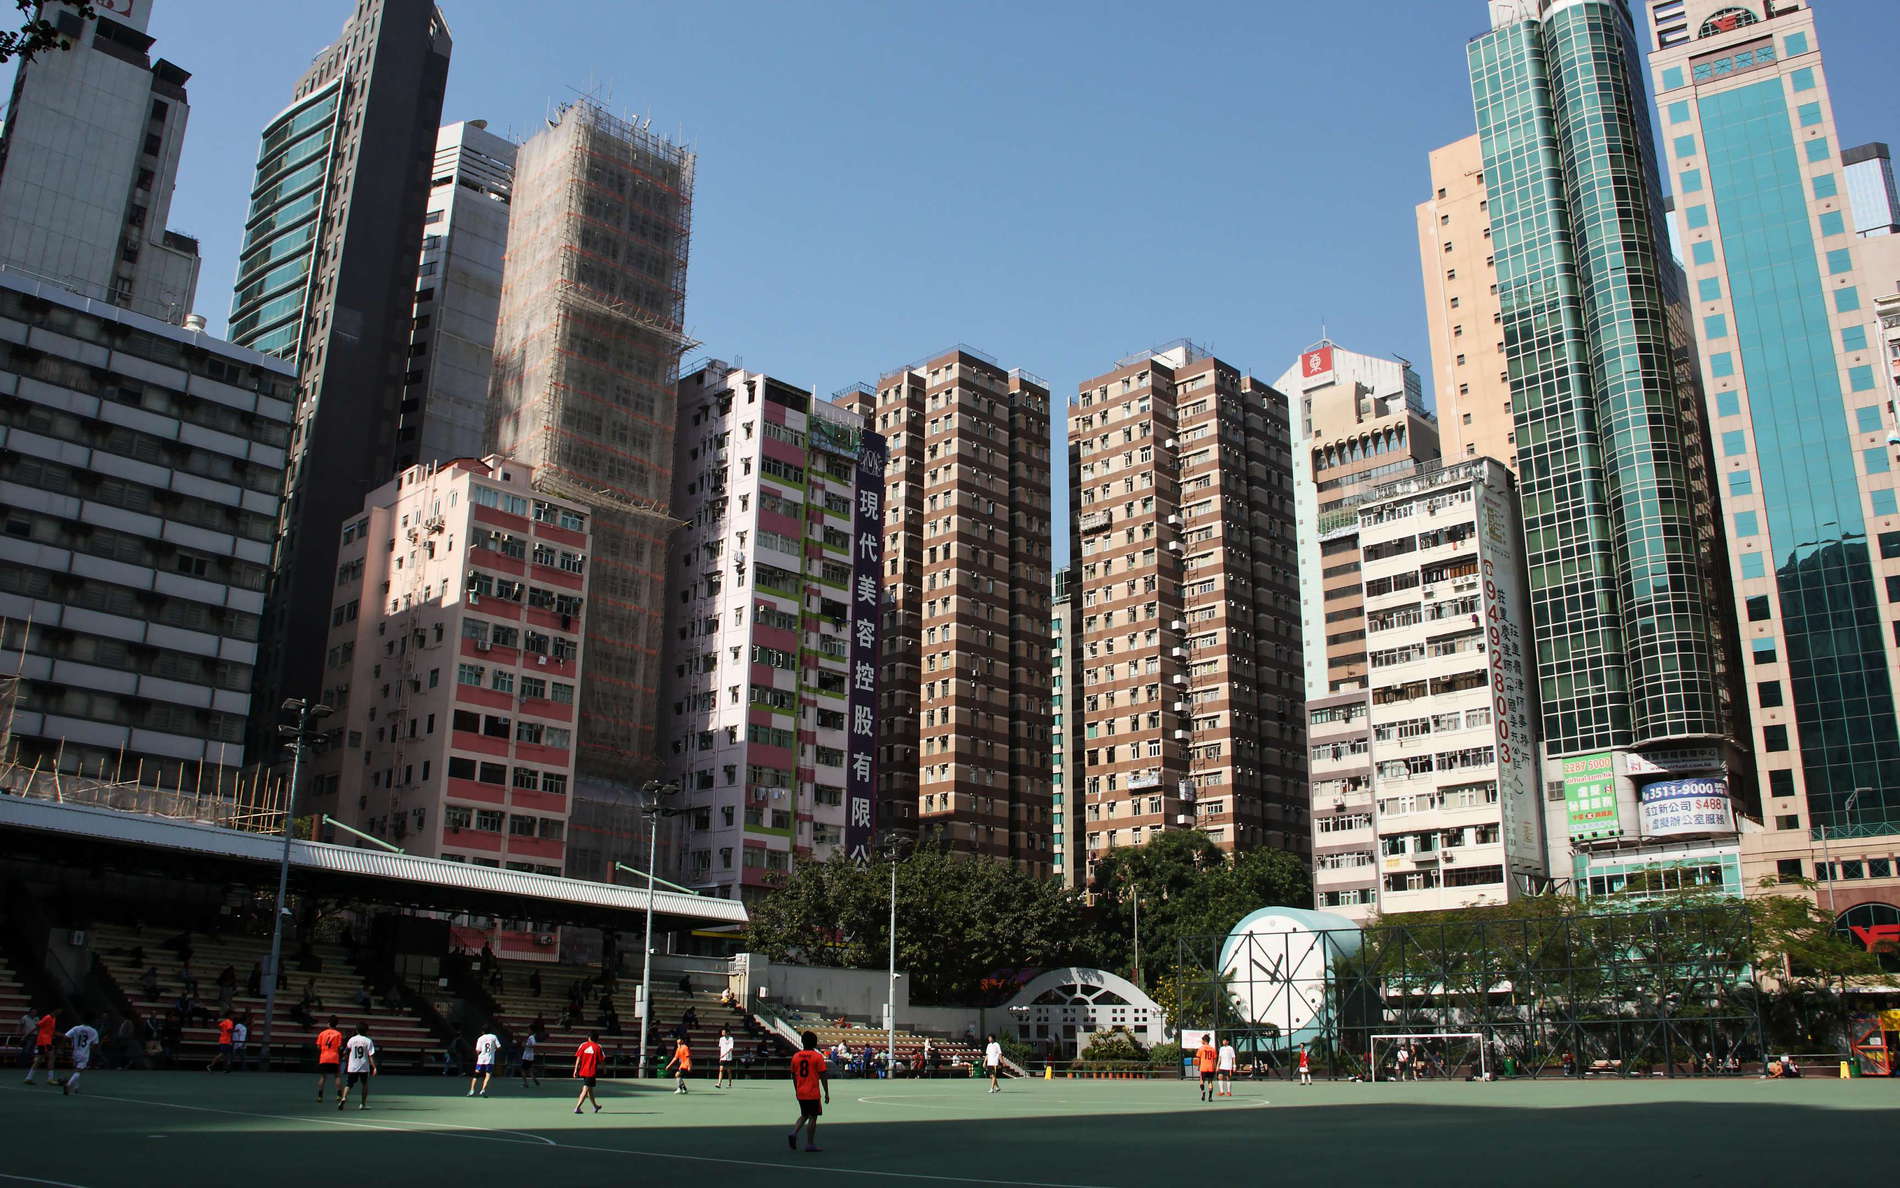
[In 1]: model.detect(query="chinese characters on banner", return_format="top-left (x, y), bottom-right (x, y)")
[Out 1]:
top-left (1478, 489), bottom-right (1539, 873)
top-left (845, 430), bottom-right (887, 862)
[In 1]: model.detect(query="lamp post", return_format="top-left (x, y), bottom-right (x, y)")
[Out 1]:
top-left (261, 697), bottom-right (330, 1069)
top-left (635, 779), bottom-right (681, 1079)
top-left (1819, 788), bottom-right (1865, 919)
top-left (878, 831), bottom-right (908, 1074)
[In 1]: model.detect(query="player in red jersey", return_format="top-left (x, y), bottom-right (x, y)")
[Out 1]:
top-left (786, 1030), bottom-right (830, 1153)
top-left (572, 1032), bottom-right (604, 1115)
top-left (23, 1011), bottom-right (57, 1086)
top-left (207, 1015), bottom-right (236, 1073)
top-left (314, 1017), bottom-right (344, 1102)
top-left (1298, 1042), bottom-right (1313, 1086)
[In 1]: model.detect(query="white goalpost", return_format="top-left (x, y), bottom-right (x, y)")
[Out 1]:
top-left (1369, 1032), bottom-right (1489, 1082)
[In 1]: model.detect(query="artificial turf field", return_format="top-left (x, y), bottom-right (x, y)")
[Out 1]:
top-left (3, 1070), bottom-right (1892, 1188)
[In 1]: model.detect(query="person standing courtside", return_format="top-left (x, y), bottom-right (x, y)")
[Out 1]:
top-left (787, 1030), bottom-right (830, 1153)
top-left (572, 1032), bottom-right (604, 1115)
top-left (314, 1017), bottom-right (344, 1102)
top-left (337, 1024), bottom-right (376, 1110)
top-left (470, 1029), bottom-right (500, 1097)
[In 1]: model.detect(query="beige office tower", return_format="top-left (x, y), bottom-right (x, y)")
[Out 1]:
top-left (1069, 341), bottom-right (1305, 877)
top-left (859, 347), bottom-right (1054, 873)
top-left (486, 101), bottom-right (694, 874)
top-left (1419, 135), bottom-right (1515, 473)
top-left (1277, 341), bottom-right (1439, 915)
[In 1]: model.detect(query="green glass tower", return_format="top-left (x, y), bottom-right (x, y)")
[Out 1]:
top-left (1468, 0), bottom-right (1741, 849)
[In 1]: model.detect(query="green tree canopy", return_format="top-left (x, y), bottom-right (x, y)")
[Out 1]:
top-left (1087, 830), bottom-right (1311, 988)
top-left (743, 844), bottom-right (1093, 1005)
top-left (3, 2), bottom-right (91, 66)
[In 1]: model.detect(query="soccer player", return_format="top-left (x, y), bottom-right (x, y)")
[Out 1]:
top-left (1195, 1035), bottom-right (1218, 1102)
top-left (1298, 1042), bottom-right (1313, 1086)
top-left (232, 1015), bottom-right (249, 1072)
top-left (23, 1010), bottom-right (56, 1086)
top-left (315, 1016), bottom-right (344, 1102)
top-left (983, 1034), bottom-right (1002, 1093)
top-left (1216, 1037), bottom-right (1236, 1097)
top-left (470, 1029), bottom-right (500, 1097)
top-left (716, 1027), bottom-right (735, 1089)
top-left (666, 1036), bottom-right (692, 1094)
top-left (572, 1032), bottom-right (604, 1115)
top-left (207, 1014), bottom-right (236, 1073)
top-left (60, 1018), bottom-right (99, 1096)
top-left (337, 1024), bottom-right (376, 1110)
top-left (787, 1030), bottom-right (829, 1153)
top-left (519, 1026), bottom-right (540, 1088)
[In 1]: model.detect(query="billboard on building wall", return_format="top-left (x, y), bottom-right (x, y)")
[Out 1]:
top-left (844, 430), bottom-right (887, 863)
top-left (1477, 485), bottom-right (1539, 873)
top-left (1300, 345), bottom-right (1334, 380)
top-left (1638, 777), bottom-right (1736, 838)
top-left (1563, 752), bottom-right (1621, 839)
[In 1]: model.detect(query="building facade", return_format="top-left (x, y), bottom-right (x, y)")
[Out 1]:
top-left (486, 101), bottom-right (695, 872)
top-left (1069, 342), bottom-right (1304, 876)
top-left (0, 0), bottom-right (200, 322)
top-left (231, 0), bottom-right (452, 748)
top-left (662, 363), bottom-right (885, 902)
top-left (1842, 143), bottom-right (1899, 238)
top-left (1466, 0), bottom-right (1747, 891)
top-left (864, 347), bottom-right (1052, 873)
top-left (1051, 566), bottom-right (1081, 886)
top-left (309, 457), bottom-right (588, 871)
top-left (1646, 0), bottom-right (1900, 905)
top-left (0, 268), bottom-right (293, 782)
top-left (1345, 459), bottom-right (1542, 915)
top-left (1418, 135), bottom-right (1515, 474)
top-left (398, 120), bottom-right (516, 471)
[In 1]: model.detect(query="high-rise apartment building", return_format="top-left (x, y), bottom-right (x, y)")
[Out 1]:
top-left (1278, 341), bottom-right (1438, 915)
top-left (1842, 143), bottom-right (1899, 238)
top-left (1465, 0), bottom-right (1747, 890)
top-left (232, 0), bottom-right (451, 744)
top-left (1418, 136), bottom-right (1515, 473)
top-left (308, 457), bottom-right (589, 870)
top-left (0, 0), bottom-right (200, 322)
top-left (1069, 342), bottom-right (1304, 876)
top-left (1051, 566), bottom-right (1081, 886)
top-left (1322, 459), bottom-right (1542, 916)
top-left (1646, 0), bottom-right (1900, 894)
top-left (486, 101), bottom-right (695, 873)
top-left (398, 120), bottom-right (517, 470)
top-left (865, 347), bottom-right (1052, 873)
top-left (0, 268), bottom-right (294, 783)
top-left (661, 363), bottom-right (885, 901)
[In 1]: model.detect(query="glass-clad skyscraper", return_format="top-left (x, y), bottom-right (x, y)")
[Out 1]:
top-left (1466, 0), bottom-right (1744, 879)
top-left (1645, 0), bottom-right (1900, 892)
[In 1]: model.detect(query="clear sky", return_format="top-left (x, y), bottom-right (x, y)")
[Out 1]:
top-left (11, 0), bottom-right (1896, 564)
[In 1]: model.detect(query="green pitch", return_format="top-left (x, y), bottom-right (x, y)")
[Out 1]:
top-left (5, 1071), bottom-right (1891, 1187)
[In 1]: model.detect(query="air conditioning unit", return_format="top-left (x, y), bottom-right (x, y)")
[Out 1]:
top-left (475, 641), bottom-right (491, 652)
top-left (468, 594), bottom-right (481, 605)
top-left (536, 934), bottom-right (555, 945)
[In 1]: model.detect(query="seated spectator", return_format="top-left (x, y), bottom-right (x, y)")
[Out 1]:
top-left (528, 969), bottom-right (542, 997)
top-left (245, 962), bottom-right (261, 997)
top-left (354, 982), bottom-right (372, 1009)
top-left (302, 978), bottom-right (323, 1009)
top-left (140, 966), bottom-right (161, 1001)
top-left (682, 1006), bottom-right (699, 1028)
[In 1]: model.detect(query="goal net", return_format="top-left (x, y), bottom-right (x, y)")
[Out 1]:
top-left (1369, 1032), bottom-right (1490, 1082)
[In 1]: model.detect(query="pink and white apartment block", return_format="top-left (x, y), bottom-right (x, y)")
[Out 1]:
top-left (310, 455), bottom-right (590, 874)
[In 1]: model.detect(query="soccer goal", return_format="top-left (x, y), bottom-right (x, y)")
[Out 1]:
top-left (1369, 1033), bottom-right (1490, 1082)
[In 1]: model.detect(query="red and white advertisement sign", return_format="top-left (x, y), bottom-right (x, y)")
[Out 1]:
top-left (1300, 345), bottom-right (1334, 379)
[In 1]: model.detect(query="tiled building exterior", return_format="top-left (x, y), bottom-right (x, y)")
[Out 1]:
top-left (1069, 342), bottom-right (1304, 877)
top-left (862, 347), bottom-right (1053, 872)
top-left (310, 456), bottom-right (588, 872)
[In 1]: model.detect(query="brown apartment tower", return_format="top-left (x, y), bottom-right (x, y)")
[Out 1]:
top-left (845, 347), bottom-right (1054, 874)
top-left (1069, 341), bottom-right (1305, 879)
top-left (486, 101), bottom-right (694, 877)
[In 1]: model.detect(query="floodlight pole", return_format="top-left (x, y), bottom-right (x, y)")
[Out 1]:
top-left (878, 831), bottom-right (905, 1076)
top-left (635, 780), bottom-right (679, 1080)
top-left (262, 697), bottom-right (329, 1070)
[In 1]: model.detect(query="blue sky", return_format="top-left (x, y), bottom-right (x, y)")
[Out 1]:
top-left (14, 0), bottom-right (1897, 562)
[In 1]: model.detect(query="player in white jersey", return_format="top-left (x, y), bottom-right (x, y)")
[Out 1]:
top-left (60, 1018), bottom-right (99, 1096)
top-left (1216, 1039), bottom-right (1236, 1098)
top-left (470, 1031), bottom-right (500, 1097)
top-left (716, 1028), bottom-right (735, 1089)
top-left (337, 1024), bottom-right (377, 1110)
top-left (518, 1026), bottom-right (541, 1088)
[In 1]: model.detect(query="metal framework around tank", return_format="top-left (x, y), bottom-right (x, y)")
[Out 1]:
top-left (1174, 903), bottom-right (1767, 1080)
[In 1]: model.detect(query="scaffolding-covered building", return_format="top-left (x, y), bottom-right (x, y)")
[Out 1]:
top-left (486, 101), bottom-right (695, 879)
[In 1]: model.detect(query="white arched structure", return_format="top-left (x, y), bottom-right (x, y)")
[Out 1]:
top-left (1001, 967), bottom-right (1171, 1058)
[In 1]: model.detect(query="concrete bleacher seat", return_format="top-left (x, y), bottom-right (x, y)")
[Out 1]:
top-left (776, 1007), bottom-right (981, 1074)
top-left (90, 925), bottom-right (442, 1071)
top-left (486, 959), bottom-right (788, 1078)
top-left (1, 955), bottom-right (35, 1055)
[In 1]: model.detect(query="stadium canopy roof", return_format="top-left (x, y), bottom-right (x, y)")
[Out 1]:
top-left (0, 794), bottom-right (746, 932)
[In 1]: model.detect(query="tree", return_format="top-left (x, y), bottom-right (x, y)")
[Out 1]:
top-left (1088, 830), bottom-right (1311, 988)
top-left (744, 844), bottom-right (1094, 1005)
top-left (2, 2), bottom-right (92, 66)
